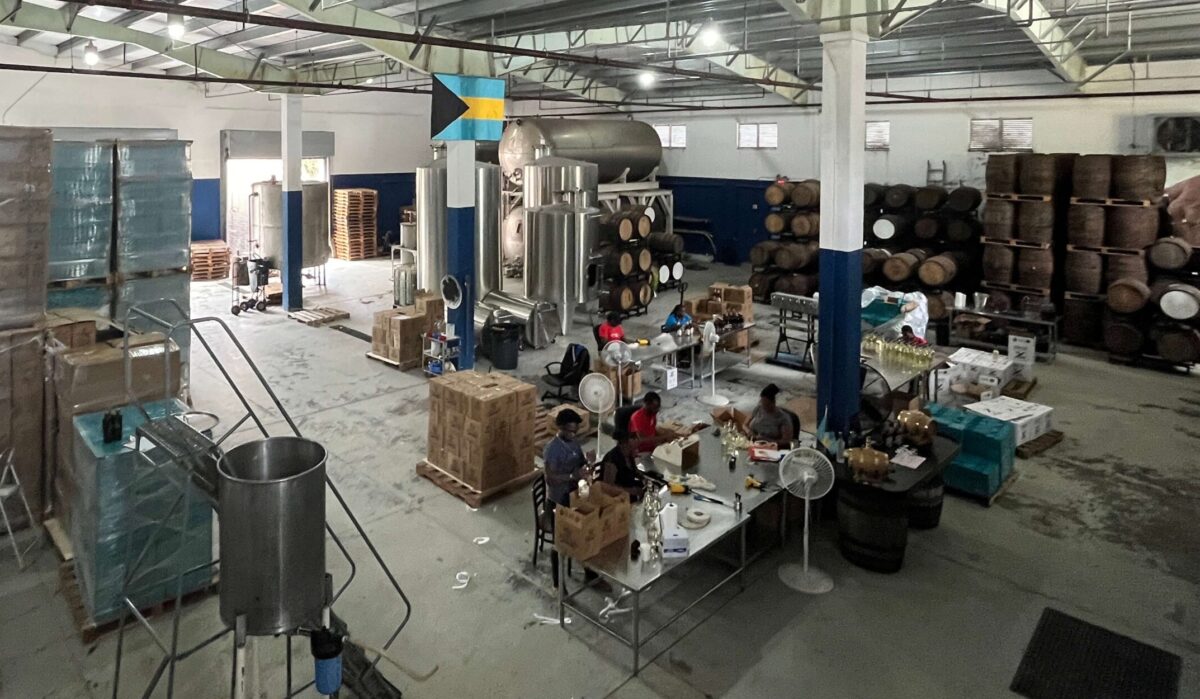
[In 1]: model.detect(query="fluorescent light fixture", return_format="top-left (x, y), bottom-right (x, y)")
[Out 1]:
top-left (699, 25), bottom-right (721, 48)
top-left (83, 41), bottom-right (99, 66)
top-left (167, 15), bottom-right (186, 40)
top-left (364, 77), bottom-right (375, 84)
top-left (638, 71), bottom-right (656, 88)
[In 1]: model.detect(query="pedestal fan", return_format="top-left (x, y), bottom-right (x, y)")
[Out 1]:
top-left (697, 321), bottom-right (729, 407)
top-left (601, 340), bottom-right (633, 406)
top-left (777, 447), bottom-right (836, 594)
top-left (578, 372), bottom-right (616, 454)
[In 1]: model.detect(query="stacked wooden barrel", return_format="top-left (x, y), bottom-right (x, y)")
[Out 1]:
top-left (752, 178), bottom-right (822, 301)
top-left (598, 207), bottom-right (655, 315)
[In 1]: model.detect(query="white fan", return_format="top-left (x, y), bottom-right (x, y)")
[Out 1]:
top-left (777, 448), bottom-right (836, 594)
top-left (578, 372), bottom-right (616, 453)
top-left (697, 321), bottom-right (729, 407)
top-left (602, 340), bottom-right (633, 406)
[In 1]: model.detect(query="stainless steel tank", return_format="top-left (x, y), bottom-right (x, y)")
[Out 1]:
top-left (500, 119), bottom-right (663, 184)
top-left (415, 160), bottom-right (447, 292)
top-left (475, 163), bottom-right (502, 299)
top-left (301, 182), bottom-right (331, 268)
top-left (250, 180), bottom-right (331, 269)
top-left (522, 156), bottom-right (600, 209)
top-left (524, 203), bottom-right (602, 336)
top-left (218, 437), bottom-right (327, 636)
top-left (502, 207), bottom-right (525, 263)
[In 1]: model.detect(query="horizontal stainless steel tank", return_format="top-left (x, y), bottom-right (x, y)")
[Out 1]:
top-left (415, 159), bottom-right (504, 295)
top-left (250, 180), bottom-right (331, 269)
top-left (500, 119), bottom-right (662, 184)
top-left (218, 437), bottom-right (327, 636)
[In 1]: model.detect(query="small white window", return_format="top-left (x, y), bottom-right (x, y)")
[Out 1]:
top-left (737, 122), bottom-right (778, 149)
top-left (970, 117), bottom-right (1033, 151)
top-left (865, 121), bottom-right (890, 151)
top-left (653, 124), bottom-right (687, 149)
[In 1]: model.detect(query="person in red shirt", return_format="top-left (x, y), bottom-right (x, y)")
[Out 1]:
top-left (598, 311), bottom-right (625, 344)
top-left (628, 392), bottom-right (669, 453)
top-left (901, 325), bottom-right (929, 346)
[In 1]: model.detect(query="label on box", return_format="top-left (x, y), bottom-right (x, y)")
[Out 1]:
top-left (1008, 334), bottom-right (1036, 366)
top-left (665, 366), bottom-right (678, 390)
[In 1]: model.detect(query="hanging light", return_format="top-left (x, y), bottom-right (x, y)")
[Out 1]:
top-left (699, 25), bottom-right (721, 48)
top-left (638, 71), bottom-right (656, 88)
top-left (83, 41), bottom-right (99, 66)
top-left (167, 15), bottom-right (186, 40)
top-left (364, 77), bottom-right (375, 84)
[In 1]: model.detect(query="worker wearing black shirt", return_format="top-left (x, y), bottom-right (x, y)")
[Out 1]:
top-left (601, 430), bottom-right (644, 501)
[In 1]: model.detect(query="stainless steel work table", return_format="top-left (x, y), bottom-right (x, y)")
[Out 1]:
top-left (556, 431), bottom-right (786, 675)
top-left (625, 333), bottom-right (700, 389)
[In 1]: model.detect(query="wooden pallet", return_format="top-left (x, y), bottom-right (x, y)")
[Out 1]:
top-left (981, 280), bottom-right (1051, 296)
top-left (1064, 243), bottom-right (1146, 257)
top-left (415, 460), bottom-right (540, 509)
top-left (1016, 430), bottom-right (1063, 458)
top-left (1107, 352), bottom-right (1195, 374)
top-left (44, 517), bottom-right (74, 562)
top-left (981, 237), bottom-right (1052, 250)
top-left (947, 469), bottom-right (1020, 507)
top-left (986, 192), bottom-right (1053, 202)
top-left (365, 351), bottom-right (420, 370)
top-left (288, 306), bottom-right (350, 326)
top-left (1070, 196), bottom-right (1160, 208)
top-left (190, 241), bottom-right (231, 281)
top-left (48, 275), bottom-right (110, 289)
top-left (532, 404), bottom-right (599, 452)
top-left (1063, 290), bottom-right (1105, 301)
top-left (115, 267), bottom-right (190, 281)
top-left (1002, 376), bottom-right (1038, 400)
top-left (57, 562), bottom-right (217, 644)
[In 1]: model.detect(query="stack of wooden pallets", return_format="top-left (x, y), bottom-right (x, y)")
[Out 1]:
top-left (333, 188), bottom-right (378, 260)
top-left (189, 240), bottom-right (231, 281)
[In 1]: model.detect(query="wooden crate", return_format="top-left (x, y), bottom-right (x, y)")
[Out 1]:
top-left (190, 241), bottom-right (230, 281)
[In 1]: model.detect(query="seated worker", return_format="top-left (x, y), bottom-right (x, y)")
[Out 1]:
top-left (748, 383), bottom-right (795, 445)
top-left (628, 391), bottom-right (671, 453)
top-left (542, 408), bottom-right (589, 507)
top-left (662, 304), bottom-right (692, 332)
top-left (600, 430), bottom-right (644, 501)
top-left (598, 311), bottom-right (626, 344)
top-left (901, 324), bottom-right (930, 347)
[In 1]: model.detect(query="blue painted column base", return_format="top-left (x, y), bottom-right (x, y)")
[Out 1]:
top-left (817, 248), bottom-right (863, 434)
top-left (447, 206), bottom-right (476, 370)
top-left (281, 189), bottom-right (303, 312)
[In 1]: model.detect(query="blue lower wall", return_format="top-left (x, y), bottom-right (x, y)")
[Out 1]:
top-left (659, 175), bottom-right (772, 265)
top-left (192, 178), bottom-right (221, 241)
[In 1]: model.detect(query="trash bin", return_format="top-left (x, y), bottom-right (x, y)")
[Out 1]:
top-left (489, 322), bottom-right (522, 370)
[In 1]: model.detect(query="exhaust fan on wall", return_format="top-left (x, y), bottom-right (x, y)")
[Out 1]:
top-left (1152, 116), bottom-right (1200, 155)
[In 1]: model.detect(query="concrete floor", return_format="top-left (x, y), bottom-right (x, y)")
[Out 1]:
top-left (2, 258), bottom-right (1198, 698)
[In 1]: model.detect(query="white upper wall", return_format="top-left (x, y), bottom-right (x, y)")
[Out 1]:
top-left (0, 44), bottom-right (432, 179)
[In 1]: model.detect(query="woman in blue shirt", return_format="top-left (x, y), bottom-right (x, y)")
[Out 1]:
top-left (663, 304), bottom-right (692, 332)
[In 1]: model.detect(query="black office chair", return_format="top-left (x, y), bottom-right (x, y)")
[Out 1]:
top-left (541, 343), bottom-right (591, 403)
top-left (532, 475), bottom-right (570, 588)
top-left (781, 407), bottom-right (802, 444)
top-left (592, 325), bottom-right (605, 353)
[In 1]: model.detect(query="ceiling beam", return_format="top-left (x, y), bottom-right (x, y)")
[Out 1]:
top-left (976, 0), bottom-right (1088, 82)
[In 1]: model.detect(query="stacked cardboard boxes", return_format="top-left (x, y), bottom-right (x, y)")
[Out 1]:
top-left (966, 395), bottom-right (1054, 445)
top-left (681, 282), bottom-right (755, 351)
top-left (0, 328), bottom-right (46, 527)
top-left (0, 126), bottom-right (52, 331)
top-left (371, 291), bottom-right (447, 368)
top-left (590, 358), bottom-right (642, 398)
top-left (555, 482), bottom-right (632, 560)
top-left (427, 371), bottom-right (538, 491)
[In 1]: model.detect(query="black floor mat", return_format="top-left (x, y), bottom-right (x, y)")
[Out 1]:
top-left (330, 324), bottom-right (372, 343)
top-left (1011, 607), bottom-right (1181, 699)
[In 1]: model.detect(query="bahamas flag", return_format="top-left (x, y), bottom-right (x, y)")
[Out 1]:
top-left (431, 74), bottom-right (505, 142)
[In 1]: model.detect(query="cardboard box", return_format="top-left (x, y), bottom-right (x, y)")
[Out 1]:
top-left (948, 347), bottom-right (1016, 387)
top-left (965, 395), bottom-right (1054, 445)
top-left (0, 327), bottom-right (45, 527)
top-left (710, 406), bottom-right (752, 433)
top-left (719, 328), bottom-right (750, 352)
top-left (724, 301), bottom-right (754, 321)
top-left (555, 482), bottom-right (631, 560)
top-left (1008, 333), bottom-right (1036, 381)
top-left (721, 284), bottom-right (754, 306)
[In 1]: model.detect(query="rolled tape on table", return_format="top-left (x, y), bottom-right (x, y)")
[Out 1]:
top-left (662, 502), bottom-right (679, 530)
top-left (686, 509), bottom-right (709, 525)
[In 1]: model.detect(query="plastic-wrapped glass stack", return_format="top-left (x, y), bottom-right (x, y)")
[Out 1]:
top-left (49, 141), bottom-right (113, 282)
top-left (0, 126), bottom-right (52, 330)
top-left (68, 399), bottom-right (212, 625)
top-left (114, 141), bottom-right (192, 274)
top-left (114, 272), bottom-right (191, 365)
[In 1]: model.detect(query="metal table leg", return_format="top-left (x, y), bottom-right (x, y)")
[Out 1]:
top-left (739, 521), bottom-right (748, 590)
top-left (632, 590), bottom-right (641, 674)
top-left (780, 493), bottom-right (789, 546)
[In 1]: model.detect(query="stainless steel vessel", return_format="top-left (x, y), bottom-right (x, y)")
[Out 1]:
top-left (522, 156), bottom-right (600, 209)
top-left (478, 290), bottom-right (558, 348)
top-left (415, 159), bottom-right (505, 295)
top-left (218, 437), bottom-right (327, 636)
top-left (250, 180), bottom-right (331, 269)
top-left (475, 163), bottom-right (502, 299)
top-left (502, 207), bottom-right (525, 263)
top-left (499, 119), bottom-right (662, 184)
top-left (523, 202), bottom-right (602, 336)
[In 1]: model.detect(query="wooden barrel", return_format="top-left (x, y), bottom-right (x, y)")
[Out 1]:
top-left (635, 282), bottom-right (653, 307)
top-left (1106, 255), bottom-right (1148, 284)
top-left (837, 486), bottom-right (908, 573)
top-left (1107, 278), bottom-right (1152, 313)
top-left (775, 273), bottom-right (817, 296)
top-left (1106, 207), bottom-right (1160, 249)
top-left (986, 154), bottom-right (1020, 193)
top-left (1017, 248), bottom-right (1054, 288)
top-left (646, 231), bottom-right (684, 254)
top-left (946, 217), bottom-right (981, 243)
top-left (790, 179), bottom-right (821, 208)
top-left (946, 186), bottom-right (983, 213)
top-left (749, 271), bottom-right (782, 301)
top-left (1175, 220), bottom-right (1200, 246)
top-left (1149, 237), bottom-right (1194, 271)
top-left (1103, 313), bottom-right (1146, 355)
top-left (1073, 154), bottom-right (1112, 199)
top-left (864, 183), bottom-right (886, 209)
top-left (1112, 155), bottom-right (1166, 200)
top-left (986, 290), bottom-right (1014, 313)
top-left (765, 180), bottom-right (795, 206)
top-left (600, 246), bottom-right (635, 277)
top-left (926, 291), bottom-right (955, 321)
top-left (882, 248), bottom-right (931, 283)
top-left (791, 211), bottom-right (820, 238)
top-left (1067, 205), bottom-right (1105, 246)
top-left (600, 212), bottom-right (636, 242)
top-left (918, 252), bottom-right (969, 287)
top-left (600, 284), bottom-right (635, 311)
top-left (872, 214), bottom-right (909, 241)
top-left (907, 475), bottom-right (944, 530)
top-left (1155, 325), bottom-right (1200, 363)
top-left (982, 244), bottom-right (1014, 283)
top-left (636, 247), bottom-right (653, 272)
top-left (1064, 250), bottom-right (1103, 294)
top-left (862, 247), bottom-right (890, 275)
top-left (764, 211), bottom-right (793, 235)
top-left (1063, 298), bottom-right (1103, 346)
top-left (634, 212), bottom-right (652, 238)
top-left (914, 186), bottom-right (948, 211)
top-left (914, 216), bottom-right (941, 241)
top-left (982, 199), bottom-right (1015, 238)
top-left (749, 241), bottom-right (783, 267)
top-left (1159, 283), bottom-right (1200, 320)
top-left (1017, 201), bottom-right (1055, 243)
top-left (1019, 154), bottom-right (1057, 195)
top-left (884, 184), bottom-right (914, 209)
top-left (774, 241), bottom-right (819, 270)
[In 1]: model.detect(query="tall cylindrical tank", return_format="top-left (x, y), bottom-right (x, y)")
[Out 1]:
top-left (475, 163), bottom-right (502, 299)
top-left (250, 180), bottom-right (331, 269)
top-left (415, 160), bottom-right (447, 292)
top-left (502, 207), bottom-right (525, 263)
top-left (302, 182), bottom-right (331, 268)
top-left (522, 156), bottom-right (600, 209)
top-left (218, 437), bottom-right (327, 637)
top-left (524, 203), bottom-right (602, 336)
top-left (522, 158), bottom-right (599, 301)
top-left (500, 119), bottom-right (662, 184)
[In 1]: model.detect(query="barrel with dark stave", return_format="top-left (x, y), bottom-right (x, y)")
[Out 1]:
top-left (946, 217), bottom-right (981, 243)
top-left (775, 273), bottom-right (817, 296)
top-left (1067, 205), bottom-right (1105, 246)
top-left (1073, 154), bottom-right (1112, 199)
top-left (1063, 298), bottom-right (1104, 346)
top-left (872, 214), bottom-right (910, 242)
top-left (914, 186), bottom-right (948, 211)
top-left (926, 291), bottom-right (955, 321)
top-left (765, 180), bottom-right (795, 206)
top-left (982, 199), bottom-right (1015, 238)
top-left (1148, 237), bottom-right (1195, 271)
top-left (1106, 255), bottom-right (1148, 284)
top-left (635, 282), bottom-right (653, 307)
top-left (791, 211), bottom-right (820, 238)
top-left (838, 486), bottom-right (908, 573)
top-left (862, 247), bottom-right (890, 275)
top-left (1112, 155), bottom-right (1166, 200)
top-left (790, 179), bottom-right (821, 208)
top-left (864, 183), bottom-right (886, 208)
top-left (600, 246), bottom-right (635, 278)
top-left (883, 248), bottom-right (931, 283)
top-left (749, 241), bottom-right (783, 267)
top-left (1104, 313), bottom-right (1146, 356)
top-left (1017, 248), bottom-right (1054, 288)
top-left (774, 241), bottom-right (819, 270)
top-left (1064, 250), bottom-right (1103, 294)
top-left (600, 211), bottom-right (637, 242)
top-left (884, 184), bottom-right (915, 209)
top-left (1155, 325), bottom-right (1200, 363)
top-left (986, 154), bottom-right (1020, 193)
top-left (946, 186), bottom-right (983, 213)
top-left (1017, 201), bottom-right (1055, 243)
top-left (635, 247), bottom-right (653, 272)
top-left (982, 244), bottom-right (1014, 283)
top-left (1107, 278), bottom-right (1152, 313)
top-left (1159, 283), bottom-right (1200, 321)
top-left (914, 216), bottom-right (941, 241)
top-left (907, 475), bottom-right (944, 529)
top-left (918, 251), bottom-right (970, 287)
top-left (646, 231), bottom-right (684, 254)
top-left (1106, 207), bottom-right (1160, 249)
top-left (749, 271), bottom-right (782, 301)
top-left (1019, 154), bottom-right (1057, 195)
top-left (764, 211), bottom-right (794, 235)
top-left (600, 284), bottom-right (636, 311)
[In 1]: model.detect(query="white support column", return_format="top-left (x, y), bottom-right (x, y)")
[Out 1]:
top-left (445, 140), bottom-right (477, 369)
top-left (282, 94), bottom-right (304, 311)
